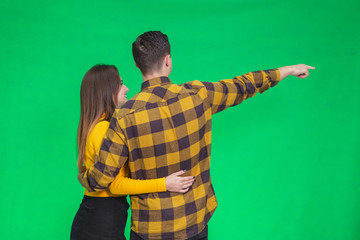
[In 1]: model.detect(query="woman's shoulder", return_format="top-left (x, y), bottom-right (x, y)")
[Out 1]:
top-left (88, 120), bottom-right (110, 143)
top-left (84, 120), bottom-right (110, 166)
top-left (94, 120), bottom-right (110, 130)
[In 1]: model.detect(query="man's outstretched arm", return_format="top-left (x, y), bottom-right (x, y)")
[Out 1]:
top-left (199, 64), bottom-right (315, 114)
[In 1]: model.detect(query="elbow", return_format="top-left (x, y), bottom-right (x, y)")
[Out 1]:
top-left (108, 184), bottom-right (118, 194)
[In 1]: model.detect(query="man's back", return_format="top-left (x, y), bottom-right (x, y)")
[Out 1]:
top-left (115, 76), bottom-right (216, 239)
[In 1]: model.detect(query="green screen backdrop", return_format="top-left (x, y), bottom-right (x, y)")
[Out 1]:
top-left (1, 0), bottom-right (359, 239)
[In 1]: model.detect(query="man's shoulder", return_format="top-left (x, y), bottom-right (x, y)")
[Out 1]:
top-left (178, 80), bottom-right (208, 99)
top-left (115, 81), bottom-right (209, 118)
top-left (115, 91), bottom-right (151, 118)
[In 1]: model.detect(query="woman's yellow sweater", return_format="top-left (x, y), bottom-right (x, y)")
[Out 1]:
top-left (84, 119), bottom-right (166, 197)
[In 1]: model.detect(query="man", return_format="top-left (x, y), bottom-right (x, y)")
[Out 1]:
top-left (81, 31), bottom-right (315, 240)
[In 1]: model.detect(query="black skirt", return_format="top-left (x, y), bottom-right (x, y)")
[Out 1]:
top-left (71, 195), bottom-right (129, 240)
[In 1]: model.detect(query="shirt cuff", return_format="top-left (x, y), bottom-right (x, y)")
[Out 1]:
top-left (81, 171), bottom-right (94, 192)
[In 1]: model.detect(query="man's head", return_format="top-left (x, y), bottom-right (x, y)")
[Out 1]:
top-left (132, 31), bottom-right (171, 77)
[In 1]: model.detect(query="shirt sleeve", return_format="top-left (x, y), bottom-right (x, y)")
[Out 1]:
top-left (108, 163), bottom-right (166, 195)
top-left (200, 69), bottom-right (280, 114)
top-left (81, 115), bottom-right (129, 192)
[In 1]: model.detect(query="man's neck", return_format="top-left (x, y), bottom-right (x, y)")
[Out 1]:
top-left (142, 72), bottom-right (169, 82)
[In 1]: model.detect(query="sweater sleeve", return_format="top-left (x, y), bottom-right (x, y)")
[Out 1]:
top-left (109, 163), bottom-right (167, 195)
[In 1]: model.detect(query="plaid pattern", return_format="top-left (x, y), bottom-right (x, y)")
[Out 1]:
top-left (82, 69), bottom-right (280, 239)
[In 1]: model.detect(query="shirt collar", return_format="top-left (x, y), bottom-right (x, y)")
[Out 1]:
top-left (141, 76), bottom-right (171, 91)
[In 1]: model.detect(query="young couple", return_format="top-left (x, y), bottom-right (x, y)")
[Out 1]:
top-left (71, 31), bottom-right (315, 240)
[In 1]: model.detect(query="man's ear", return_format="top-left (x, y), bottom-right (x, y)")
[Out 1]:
top-left (164, 54), bottom-right (171, 66)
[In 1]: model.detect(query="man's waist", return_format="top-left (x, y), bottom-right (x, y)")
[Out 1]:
top-left (129, 183), bottom-right (218, 239)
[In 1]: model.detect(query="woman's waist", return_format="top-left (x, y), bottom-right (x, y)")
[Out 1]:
top-left (84, 189), bottom-right (126, 198)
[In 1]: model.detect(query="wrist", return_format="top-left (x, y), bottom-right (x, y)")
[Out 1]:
top-left (165, 176), bottom-right (169, 191)
top-left (278, 66), bottom-right (293, 80)
top-left (286, 65), bottom-right (295, 76)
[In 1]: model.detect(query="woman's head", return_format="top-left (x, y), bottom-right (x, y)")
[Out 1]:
top-left (80, 64), bottom-right (123, 119)
top-left (77, 64), bottom-right (128, 171)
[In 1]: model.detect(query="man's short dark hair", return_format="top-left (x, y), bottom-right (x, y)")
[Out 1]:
top-left (132, 31), bottom-right (171, 75)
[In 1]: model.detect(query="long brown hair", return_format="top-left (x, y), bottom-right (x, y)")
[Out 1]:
top-left (77, 64), bottom-right (122, 172)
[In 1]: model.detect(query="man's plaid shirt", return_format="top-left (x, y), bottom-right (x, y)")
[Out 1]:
top-left (82, 69), bottom-right (280, 239)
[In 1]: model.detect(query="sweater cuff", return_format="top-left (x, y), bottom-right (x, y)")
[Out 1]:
top-left (158, 177), bottom-right (167, 192)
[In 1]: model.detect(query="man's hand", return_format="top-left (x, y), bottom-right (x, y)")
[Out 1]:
top-left (278, 64), bottom-right (315, 80)
top-left (165, 170), bottom-right (195, 193)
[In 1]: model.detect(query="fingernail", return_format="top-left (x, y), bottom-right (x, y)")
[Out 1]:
top-left (183, 169), bottom-right (186, 172)
top-left (193, 176), bottom-right (195, 179)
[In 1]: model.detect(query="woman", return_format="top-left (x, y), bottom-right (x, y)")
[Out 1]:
top-left (71, 64), bottom-right (194, 240)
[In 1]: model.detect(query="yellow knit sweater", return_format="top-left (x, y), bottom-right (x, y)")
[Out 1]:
top-left (84, 119), bottom-right (166, 197)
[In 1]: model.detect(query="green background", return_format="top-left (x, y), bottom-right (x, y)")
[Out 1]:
top-left (1, 0), bottom-right (359, 239)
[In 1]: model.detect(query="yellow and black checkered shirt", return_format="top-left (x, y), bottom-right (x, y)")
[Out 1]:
top-left (82, 69), bottom-right (280, 239)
